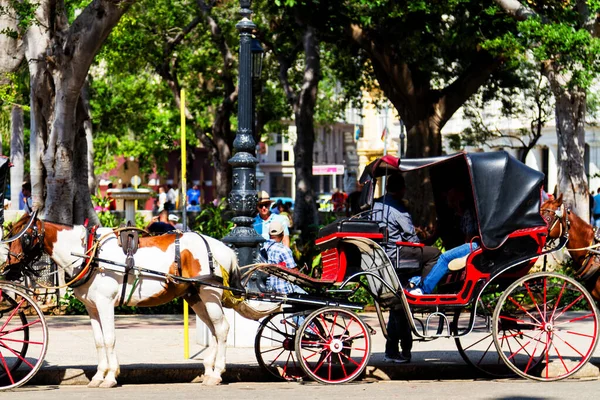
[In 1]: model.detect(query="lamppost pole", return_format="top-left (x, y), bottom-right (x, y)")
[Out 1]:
top-left (222, 0), bottom-right (264, 266)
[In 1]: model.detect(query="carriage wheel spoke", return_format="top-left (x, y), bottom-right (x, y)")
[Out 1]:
top-left (525, 282), bottom-right (547, 323)
top-left (0, 298), bottom-right (26, 333)
top-left (548, 281), bottom-right (567, 322)
top-left (507, 296), bottom-right (543, 326)
top-left (1, 318), bottom-right (44, 338)
top-left (552, 295), bottom-right (585, 321)
top-left (0, 351), bottom-right (16, 385)
top-left (0, 339), bottom-right (36, 369)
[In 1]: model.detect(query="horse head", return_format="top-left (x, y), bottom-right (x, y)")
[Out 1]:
top-left (540, 193), bottom-right (567, 239)
top-left (0, 211), bottom-right (46, 280)
top-left (541, 193), bottom-right (600, 301)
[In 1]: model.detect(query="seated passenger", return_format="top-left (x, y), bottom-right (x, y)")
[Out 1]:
top-left (411, 187), bottom-right (479, 295)
top-left (371, 174), bottom-right (441, 363)
top-left (262, 221), bottom-right (305, 294)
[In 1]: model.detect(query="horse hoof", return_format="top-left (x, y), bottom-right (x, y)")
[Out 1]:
top-left (202, 376), bottom-right (222, 386)
top-left (87, 379), bottom-right (103, 388)
top-left (99, 379), bottom-right (118, 388)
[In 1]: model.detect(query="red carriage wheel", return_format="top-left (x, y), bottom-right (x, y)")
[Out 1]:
top-left (493, 272), bottom-right (599, 381)
top-left (0, 284), bottom-right (48, 390)
top-left (454, 285), bottom-right (516, 378)
top-left (254, 310), bottom-right (308, 381)
top-left (295, 307), bottom-right (371, 384)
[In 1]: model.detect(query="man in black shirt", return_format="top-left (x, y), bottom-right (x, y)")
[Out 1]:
top-left (147, 210), bottom-right (176, 234)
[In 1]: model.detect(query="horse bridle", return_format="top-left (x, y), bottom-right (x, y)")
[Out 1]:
top-left (541, 203), bottom-right (568, 238)
top-left (5, 212), bottom-right (46, 265)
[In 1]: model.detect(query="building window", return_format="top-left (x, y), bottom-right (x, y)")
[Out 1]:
top-left (275, 133), bottom-right (288, 144)
top-left (542, 147), bottom-right (549, 192)
top-left (270, 173), bottom-right (292, 197)
top-left (276, 150), bottom-right (290, 162)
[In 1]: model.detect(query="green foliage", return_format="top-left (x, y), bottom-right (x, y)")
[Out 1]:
top-left (517, 18), bottom-right (600, 89)
top-left (92, 193), bottom-right (121, 227)
top-left (194, 199), bottom-right (234, 239)
top-left (59, 289), bottom-right (187, 315)
top-left (452, 62), bottom-right (552, 154)
top-left (348, 276), bottom-right (375, 306)
top-left (90, 73), bottom-right (178, 177)
top-left (59, 290), bottom-right (88, 315)
top-left (0, 0), bottom-right (39, 37)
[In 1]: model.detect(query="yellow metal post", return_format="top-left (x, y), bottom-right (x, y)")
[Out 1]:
top-left (181, 89), bottom-right (189, 359)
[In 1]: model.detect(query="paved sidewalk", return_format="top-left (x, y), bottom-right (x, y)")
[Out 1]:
top-left (27, 312), bottom-right (600, 386)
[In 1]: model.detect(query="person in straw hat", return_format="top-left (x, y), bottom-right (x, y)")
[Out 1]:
top-left (253, 190), bottom-right (290, 247)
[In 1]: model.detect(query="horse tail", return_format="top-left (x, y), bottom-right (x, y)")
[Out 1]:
top-left (227, 250), bottom-right (244, 292)
top-left (225, 247), bottom-right (282, 320)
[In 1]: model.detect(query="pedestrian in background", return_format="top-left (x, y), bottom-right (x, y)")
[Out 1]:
top-left (186, 184), bottom-right (201, 210)
top-left (166, 185), bottom-right (177, 211)
top-left (253, 191), bottom-right (290, 247)
top-left (156, 186), bottom-right (167, 212)
top-left (19, 182), bottom-right (33, 213)
top-left (593, 188), bottom-right (600, 228)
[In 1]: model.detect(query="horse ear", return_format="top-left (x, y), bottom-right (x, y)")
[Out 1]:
top-left (556, 193), bottom-right (563, 204)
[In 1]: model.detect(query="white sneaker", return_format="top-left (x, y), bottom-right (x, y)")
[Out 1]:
top-left (409, 288), bottom-right (423, 296)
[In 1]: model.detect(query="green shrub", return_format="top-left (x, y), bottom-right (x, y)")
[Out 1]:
top-left (194, 198), bottom-right (234, 239)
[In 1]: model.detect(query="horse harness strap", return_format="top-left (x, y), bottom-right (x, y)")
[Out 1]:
top-left (174, 233), bottom-right (182, 276)
top-left (69, 225), bottom-right (99, 289)
top-left (197, 234), bottom-right (215, 275)
top-left (118, 226), bottom-right (141, 307)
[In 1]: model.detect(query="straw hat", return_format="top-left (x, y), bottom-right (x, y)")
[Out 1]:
top-left (257, 190), bottom-right (274, 205)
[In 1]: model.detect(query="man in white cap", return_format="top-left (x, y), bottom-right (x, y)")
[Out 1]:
top-left (168, 214), bottom-right (183, 230)
top-left (253, 190), bottom-right (290, 246)
top-left (262, 221), bottom-right (304, 294)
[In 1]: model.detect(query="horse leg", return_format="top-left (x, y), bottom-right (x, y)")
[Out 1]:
top-left (197, 287), bottom-right (229, 386)
top-left (85, 306), bottom-right (109, 388)
top-left (94, 299), bottom-right (120, 388)
top-left (188, 299), bottom-right (216, 383)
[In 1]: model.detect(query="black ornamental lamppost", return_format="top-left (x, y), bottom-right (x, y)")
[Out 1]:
top-left (223, 0), bottom-right (264, 267)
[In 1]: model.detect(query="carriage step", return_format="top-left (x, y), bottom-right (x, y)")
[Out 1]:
top-left (422, 312), bottom-right (451, 338)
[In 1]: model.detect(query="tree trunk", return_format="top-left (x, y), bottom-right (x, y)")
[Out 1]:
top-left (545, 67), bottom-right (588, 220)
top-left (0, 0), bottom-right (24, 73)
top-left (24, 0), bottom-right (133, 222)
top-left (406, 119), bottom-right (443, 159)
top-left (9, 105), bottom-right (24, 210)
top-left (291, 26), bottom-right (320, 240)
top-left (73, 87), bottom-right (99, 225)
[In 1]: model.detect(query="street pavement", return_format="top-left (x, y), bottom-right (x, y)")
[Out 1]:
top-left (25, 312), bottom-right (600, 387)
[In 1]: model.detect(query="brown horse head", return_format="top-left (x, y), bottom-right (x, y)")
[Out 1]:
top-left (541, 193), bottom-right (566, 239)
top-left (0, 213), bottom-right (46, 279)
top-left (541, 194), bottom-right (600, 302)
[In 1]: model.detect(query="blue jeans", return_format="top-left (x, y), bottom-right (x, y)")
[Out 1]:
top-left (421, 243), bottom-right (479, 294)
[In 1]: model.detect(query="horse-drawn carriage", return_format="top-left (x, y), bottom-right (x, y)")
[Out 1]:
top-left (0, 151), bottom-right (598, 389)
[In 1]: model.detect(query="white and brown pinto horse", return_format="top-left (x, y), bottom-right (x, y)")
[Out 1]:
top-left (0, 214), bottom-right (274, 388)
top-left (541, 194), bottom-right (600, 302)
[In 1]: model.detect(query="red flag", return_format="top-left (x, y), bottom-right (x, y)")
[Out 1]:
top-left (381, 127), bottom-right (388, 141)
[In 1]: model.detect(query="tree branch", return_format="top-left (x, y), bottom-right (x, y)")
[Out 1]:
top-left (440, 52), bottom-right (501, 126)
top-left (493, 0), bottom-right (538, 21)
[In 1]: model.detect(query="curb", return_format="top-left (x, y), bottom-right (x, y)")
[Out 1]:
top-left (26, 360), bottom-right (600, 386)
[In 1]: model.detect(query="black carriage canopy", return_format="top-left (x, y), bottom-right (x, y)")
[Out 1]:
top-left (0, 156), bottom-right (9, 226)
top-left (359, 151), bottom-right (547, 250)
